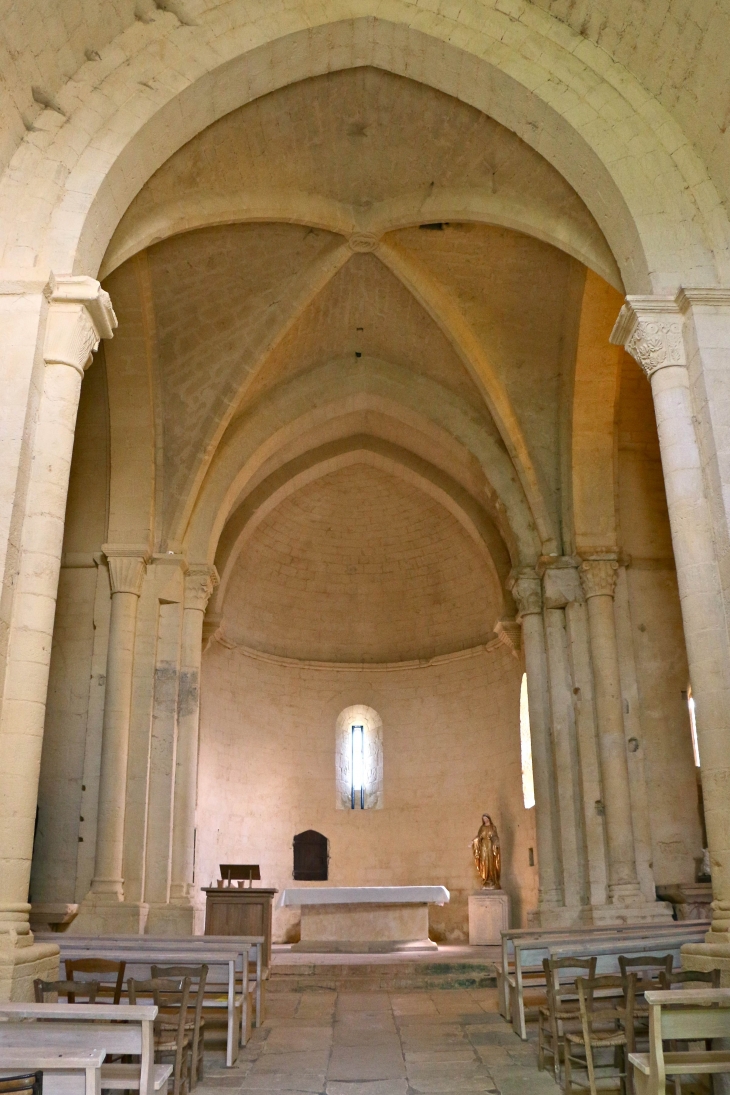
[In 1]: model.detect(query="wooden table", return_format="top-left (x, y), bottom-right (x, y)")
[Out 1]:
top-left (202, 887), bottom-right (277, 967)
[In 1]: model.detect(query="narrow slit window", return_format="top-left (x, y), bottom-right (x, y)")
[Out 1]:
top-left (688, 687), bottom-right (700, 767)
top-left (520, 673), bottom-right (535, 809)
top-left (351, 724), bottom-right (364, 809)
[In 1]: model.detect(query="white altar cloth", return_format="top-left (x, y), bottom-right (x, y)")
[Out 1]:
top-left (277, 886), bottom-right (449, 908)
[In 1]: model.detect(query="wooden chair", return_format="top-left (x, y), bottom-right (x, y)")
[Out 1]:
top-left (538, 956), bottom-right (597, 1082)
top-left (33, 979), bottom-right (99, 1004)
top-left (151, 965), bottom-right (208, 1087)
top-left (66, 959), bottom-right (126, 1004)
top-left (660, 969), bottom-right (721, 990)
top-left (0, 1076), bottom-right (40, 1095)
top-left (618, 956), bottom-right (673, 1021)
top-left (128, 977), bottom-right (192, 1095)
top-left (564, 975), bottom-right (628, 1095)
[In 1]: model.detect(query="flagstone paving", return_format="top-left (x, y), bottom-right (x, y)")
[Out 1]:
top-left (198, 989), bottom-right (557, 1095)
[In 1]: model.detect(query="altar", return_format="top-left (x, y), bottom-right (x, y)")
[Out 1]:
top-left (278, 885), bottom-right (450, 952)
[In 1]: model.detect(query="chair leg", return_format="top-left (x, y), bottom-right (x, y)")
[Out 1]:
top-left (552, 1017), bottom-right (562, 1083)
top-left (538, 1017), bottom-right (546, 1071)
top-left (563, 1043), bottom-right (574, 1095)
top-left (584, 1038), bottom-right (598, 1095)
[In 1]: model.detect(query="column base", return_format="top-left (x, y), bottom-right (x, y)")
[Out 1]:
top-left (0, 937), bottom-right (60, 1001)
top-left (528, 904), bottom-right (594, 929)
top-left (589, 899), bottom-right (675, 926)
top-left (682, 941), bottom-right (730, 986)
top-left (68, 894), bottom-right (148, 935)
top-left (529, 899), bottom-right (674, 928)
top-left (145, 903), bottom-right (194, 936)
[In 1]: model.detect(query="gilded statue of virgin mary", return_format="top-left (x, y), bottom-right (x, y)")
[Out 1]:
top-left (471, 814), bottom-right (501, 889)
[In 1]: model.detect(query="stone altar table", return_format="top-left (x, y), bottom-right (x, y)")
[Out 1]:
top-left (278, 886), bottom-right (450, 952)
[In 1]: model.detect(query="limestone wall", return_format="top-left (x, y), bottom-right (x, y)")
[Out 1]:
top-left (196, 641), bottom-right (537, 941)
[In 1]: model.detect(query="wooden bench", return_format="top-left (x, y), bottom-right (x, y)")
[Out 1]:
top-left (52, 945), bottom-right (248, 1067)
top-left (498, 922), bottom-right (711, 1021)
top-left (507, 925), bottom-right (710, 1041)
top-left (0, 1048), bottom-right (105, 1095)
top-left (0, 1004), bottom-right (170, 1095)
top-left (630, 988), bottom-right (730, 1095)
top-left (38, 933), bottom-right (266, 1028)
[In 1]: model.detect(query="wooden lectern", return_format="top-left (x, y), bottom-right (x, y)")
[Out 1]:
top-left (203, 865), bottom-right (277, 966)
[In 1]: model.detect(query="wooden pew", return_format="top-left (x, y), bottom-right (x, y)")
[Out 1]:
top-left (630, 988), bottom-right (730, 1095)
top-left (0, 1004), bottom-right (170, 1095)
top-left (0, 1048), bottom-right (105, 1095)
top-left (37, 934), bottom-right (266, 1029)
top-left (52, 945), bottom-right (247, 1067)
top-left (498, 922), bottom-right (711, 1020)
top-left (507, 925), bottom-right (710, 1041)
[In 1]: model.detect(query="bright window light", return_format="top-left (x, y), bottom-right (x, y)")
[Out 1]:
top-left (520, 673), bottom-right (535, 809)
top-left (351, 724), bottom-right (364, 809)
top-left (688, 688), bottom-right (700, 767)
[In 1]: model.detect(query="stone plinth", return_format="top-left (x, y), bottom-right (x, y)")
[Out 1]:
top-left (468, 891), bottom-right (510, 945)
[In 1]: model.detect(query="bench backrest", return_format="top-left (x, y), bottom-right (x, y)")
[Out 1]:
top-left (55, 942), bottom-right (252, 972)
top-left (501, 922), bottom-right (710, 952)
top-left (647, 989), bottom-right (730, 1041)
top-left (514, 940), bottom-right (690, 981)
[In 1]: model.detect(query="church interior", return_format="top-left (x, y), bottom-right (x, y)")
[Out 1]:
top-left (2, 3), bottom-right (730, 1094)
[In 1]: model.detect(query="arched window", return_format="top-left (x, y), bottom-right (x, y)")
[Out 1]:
top-left (335, 705), bottom-right (383, 810)
top-left (520, 673), bottom-right (535, 809)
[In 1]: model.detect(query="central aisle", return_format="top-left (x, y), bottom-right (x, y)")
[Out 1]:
top-left (196, 987), bottom-right (558, 1095)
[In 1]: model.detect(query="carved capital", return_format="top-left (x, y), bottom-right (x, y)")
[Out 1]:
top-left (542, 564), bottom-right (583, 609)
top-left (103, 544), bottom-right (150, 596)
top-left (579, 559), bottom-right (618, 600)
top-left (44, 275), bottom-right (117, 376)
top-left (185, 565), bottom-right (219, 612)
top-left (610, 296), bottom-right (685, 379)
top-left (512, 576), bottom-right (542, 617)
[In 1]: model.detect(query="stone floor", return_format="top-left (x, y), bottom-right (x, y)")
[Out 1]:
top-left (198, 989), bottom-right (559, 1095)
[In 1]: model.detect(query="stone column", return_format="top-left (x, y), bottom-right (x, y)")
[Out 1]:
top-left (542, 563), bottom-right (590, 917)
top-left (612, 298), bottom-right (730, 941)
top-left (512, 572), bottom-right (564, 916)
top-left (71, 547), bottom-right (149, 933)
top-left (169, 566), bottom-right (217, 929)
top-left (0, 278), bottom-right (116, 996)
top-left (579, 558), bottom-right (642, 905)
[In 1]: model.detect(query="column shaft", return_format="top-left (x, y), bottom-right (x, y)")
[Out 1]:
top-left (0, 278), bottom-right (115, 950)
top-left (652, 363), bottom-right (730, 929)
top-left (544, 605), bottom-right (586, 909)
top-left (513, 576), bottom-right (563, 912)
top-left (0, 362), bottom-right (82, 937)
top-left (613, 298), bottom-right (730, 936)
top-left (580, 560), bottom-right (640, 902)
top-left (170, 567), bottom-right (216, 906)
top-left (90, 555), bottom-right (146, 898)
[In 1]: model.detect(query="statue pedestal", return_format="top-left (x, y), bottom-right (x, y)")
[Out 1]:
top-left (468, 890), bottom-right (510, 945)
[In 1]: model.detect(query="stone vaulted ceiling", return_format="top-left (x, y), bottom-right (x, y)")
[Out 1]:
top-left (101, 68), bottom-right (602, 563)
